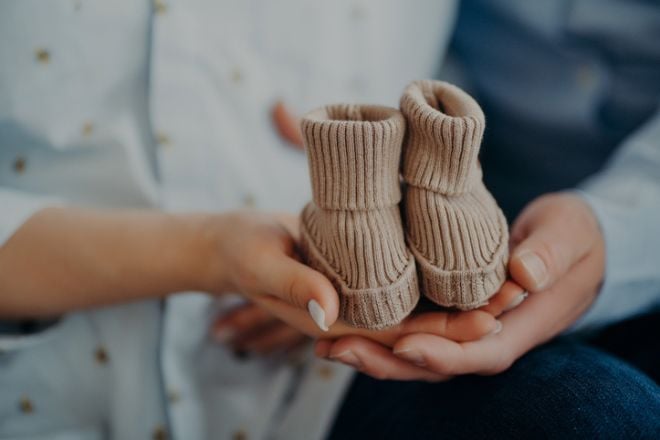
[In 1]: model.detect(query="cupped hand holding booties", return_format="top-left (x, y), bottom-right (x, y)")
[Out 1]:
top-left (300, 81), bottom-right (509, 330)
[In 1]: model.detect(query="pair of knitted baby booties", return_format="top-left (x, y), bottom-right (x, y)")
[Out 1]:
top-left (299, 80), bottom-right (508, 330)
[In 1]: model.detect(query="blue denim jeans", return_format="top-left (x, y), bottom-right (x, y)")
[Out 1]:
top-left (329, 311), bottom-right (660, 439)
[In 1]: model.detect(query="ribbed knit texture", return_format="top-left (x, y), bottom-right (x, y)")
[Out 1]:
top-left (401, 80), bottom-right (508, 309)
top-left (300, 104), bottom-right (419, 329)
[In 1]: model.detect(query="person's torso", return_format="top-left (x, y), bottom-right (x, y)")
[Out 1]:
top-left (0, 1), bottom-right (457, 439)
top-left (451, 0), bottom-right (660, 218)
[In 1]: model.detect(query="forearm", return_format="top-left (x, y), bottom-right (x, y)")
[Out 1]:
top-left (0, 207), bottom-right (223, 318)
top-left (573, 109), bottom-right (660, 329)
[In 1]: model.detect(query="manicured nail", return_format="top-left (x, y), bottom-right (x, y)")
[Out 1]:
top-left (308, 299), bottom-right (329, 331)
top-left (331, 350), bottom-right (362, 369)
top-left (492, 320), bottom-right (503, 335)
top-left (213, 327), bottom-right (235, 344)
top-left (393, 348), bottom-right (426, 367)
top-left (518, 251), bottom-right (548, 289)
top-left (504, 291), bottom-right (529, 312)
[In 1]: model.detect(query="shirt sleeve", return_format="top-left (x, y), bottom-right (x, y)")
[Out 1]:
top-left (0, 187), bottom-right (61, 247)
top-left (572, 109), bottom-right (660, 330)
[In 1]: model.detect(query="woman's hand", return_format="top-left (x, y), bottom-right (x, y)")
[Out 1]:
top-left (315, 193), bottom-right (605, 381)
top-left (0, 207), bottom-right (338, 320)
top-left (204, 210), bottom-right (341, 331)
top-left (207, 211), bottom-right (513, 350)
top-left (212, 303), bottom-right (310, 355)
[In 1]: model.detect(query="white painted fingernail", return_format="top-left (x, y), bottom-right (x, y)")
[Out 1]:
top-left (491, 320), bottom-right (503, 335)
top-left (393, 348), bottom-right (427, 367)
top-left (518, 251), bottom-right (548, 289)
top-left (504, 291), bottom-right (529, 312)
top-left (213, 327), bottom-right (235, 344)
top-left (308, 300), bottom-right (329, 332)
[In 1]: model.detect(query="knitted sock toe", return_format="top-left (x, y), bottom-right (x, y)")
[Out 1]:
top-left (400, 80), bottom-right (508, 310)
top-left (299, 104), bottom-right (419, 329)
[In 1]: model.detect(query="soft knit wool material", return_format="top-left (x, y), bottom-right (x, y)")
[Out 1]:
top-left (299, 104), bottom-right (419, 329)
top-left (400, 80), bottom-right (508, 310)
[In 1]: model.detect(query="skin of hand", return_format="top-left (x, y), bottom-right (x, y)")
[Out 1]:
top-left (212, 303), bottom-right (310, 356)
top-left (0, 205), bottom-right (348, 330)
top-left (0, 207), bottom-right (338, 324)
top-left (213, 211), bottom-right (509, 351)
top-left (315, 192), bottom-right (605, 381)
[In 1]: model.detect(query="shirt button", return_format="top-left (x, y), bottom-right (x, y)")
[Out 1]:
top-left (13, 156), bottom-right (27, 174)
top-left (317, 365), bottom-right (334, 380)
top-left (156, 132), bottom-right (171, 148)
top-left (35, 48), bottom-right (50, 64)
top-left (232, 429), bottom-right (248, 440)
top-left (82, 121), bottom-right (94, 137)
top-left (152, 425), bottom-right (168, 440)
top-left (94, 346), bottom-right (110, 365)
top-left (231, 67), bottom-right (244, 84)
top-left (242, 193), bottom-right (257, 208)
top-left (154, 0), bottom-right (167, 15)
top-left (167, 389), bottom-right (181, 404)
top-left (19, 396), bottom-right (34, 414)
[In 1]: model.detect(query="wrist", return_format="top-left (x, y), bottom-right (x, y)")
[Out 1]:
top-left (179, 212), bottom-right (234, 295)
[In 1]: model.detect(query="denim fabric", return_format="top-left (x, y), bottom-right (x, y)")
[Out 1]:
top-left (329, 313), bottom-right (660, 439)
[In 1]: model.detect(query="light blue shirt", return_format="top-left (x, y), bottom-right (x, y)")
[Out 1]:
top-left (450, 0), bottom-right (660, 329)
top-left (0, 1), bottom-right (455, 439)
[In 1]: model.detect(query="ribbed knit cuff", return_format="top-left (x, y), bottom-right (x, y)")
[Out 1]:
top-left (301, 104), bottom-right (405, 210)
top-left (401, 80), bottom-right (485, 195)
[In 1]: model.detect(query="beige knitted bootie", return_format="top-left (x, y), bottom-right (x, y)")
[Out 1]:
top-left (299, 104), bottom-right (419, 329)
top-left (400, 80), bottom-right (508, 310)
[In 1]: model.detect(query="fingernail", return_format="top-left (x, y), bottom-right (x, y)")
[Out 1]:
top-left (504, 291), bottom-right (529, 312)
top-left (518, 251), bottom-right (548, 289)
top-left (331, 350), bottom-right (362, 369)
top-left (213, 327), bottom-right (235, 344)
top-left (491, 320), bottom-right (503, 335)
top-left (393, 348), bottom-right (426, 367)
top-left (307, 300), bottom-right (329, 332)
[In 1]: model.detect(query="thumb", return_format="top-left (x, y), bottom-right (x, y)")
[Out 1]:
top-left (259, 253), bottom-right (339, 331)
top-left (509, 194), bottom-right (597, 293)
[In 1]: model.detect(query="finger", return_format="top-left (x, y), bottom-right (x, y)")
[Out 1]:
top-left (395, 249), bottom-right (604, 376)
top-left (478, 280), bottom-right (528, 316)
top-left (315, 339), bottom-right (333, 358)
top-left (272, 100), bottom-right (304, 149)
top-left (509, 194), bottom-right (597, 292)
top-left (252, 294), bottom-right (335, 340)
top-left (401, 310), bottom-right (499, 342)
top-left (212, 304), bottom-right (274, 343)
top-left (328, 336), bottom-right (449, 382)
top-left (272, 213), bottom-right (301, 242)
top-left (256, 252), bottom-right (340, 331)
top-left (235, 323), bottom-right (308, 355)
top-left (394, 333), bottom-right (507, 376)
